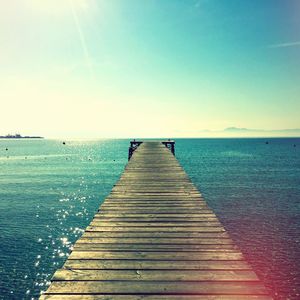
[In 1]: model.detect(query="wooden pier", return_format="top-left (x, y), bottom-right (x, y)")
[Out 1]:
top-left (41, 141), bottom-right (272, 299)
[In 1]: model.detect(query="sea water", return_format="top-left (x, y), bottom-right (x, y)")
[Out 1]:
top-left (0, 138), bottom-right (299, 299)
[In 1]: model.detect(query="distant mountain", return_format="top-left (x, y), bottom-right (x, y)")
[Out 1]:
top-left (224, 127), bottom-right (254, 132)
top-left (194, 127), bottom-right (300, 138)
top-left (224, 127), bottom-right (300, 133)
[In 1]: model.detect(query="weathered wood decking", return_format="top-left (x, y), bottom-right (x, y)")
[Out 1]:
top-left (41, 141), bottom-right (272, 299)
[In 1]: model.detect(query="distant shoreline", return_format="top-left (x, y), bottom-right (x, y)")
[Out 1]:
top-left (0, 135), bottom-right (43, 139)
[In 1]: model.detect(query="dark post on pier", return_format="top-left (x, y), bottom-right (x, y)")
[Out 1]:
top-left (41, 140), bottom-right (272, 299)
top-left (162, 140), bottom-right (175, 155)
top-left (128, 140), bottom-right (143, 160)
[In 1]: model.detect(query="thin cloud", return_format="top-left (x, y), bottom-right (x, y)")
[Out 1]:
top-left (268, 41), bottom-right (300, 48)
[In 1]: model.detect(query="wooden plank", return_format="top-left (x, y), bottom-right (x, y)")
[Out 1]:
top-left (76, 237), bottom-right (234, 245)
top-left (73, 244), bottom-right (238, 251)
top-left (101, 203), bottom-right (208, 207)
top-left (98, 208), bottom-right (214, 213)
top-left (108, 192), bottom-right (202, 196)
top-left (69, 251), bottom-right (244, 260)
top-left (63, 259), bottom-right (252, 270)
top-left (82, 231), bottom-right (230, 238)
top-left (92, 217), bottom-right (219, 222)
top-left (52, 269), bottom-right (259, 281)
top-left (105, 195), bottom-right (204, 200)
top-left (40, 295), bottom-right (273, 300)
top-left (97, 211), bottom-right (214, 215)
top-left (102, 201), bottom-right (207, 205)
top-left (86, 226), bottom-right (226, 232)
top-left (90, 222), bottom-right (222, 227)
top-left (96, 213), bottom-right (215, 217)
top-left (45, 281), bottom-right (268, 295)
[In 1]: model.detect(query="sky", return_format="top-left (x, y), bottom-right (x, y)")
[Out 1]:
top-left (0, 0), bottom-right (300, 138)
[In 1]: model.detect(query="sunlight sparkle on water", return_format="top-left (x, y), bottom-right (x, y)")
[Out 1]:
top-left (60, 237), bottom-right (70, 246)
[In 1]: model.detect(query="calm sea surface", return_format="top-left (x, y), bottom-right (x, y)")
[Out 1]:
top-left (0, 138), bottom-right (299, 299)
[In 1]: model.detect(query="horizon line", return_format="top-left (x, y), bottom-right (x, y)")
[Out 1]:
top-left (11, 135), bottom-right (300, 140)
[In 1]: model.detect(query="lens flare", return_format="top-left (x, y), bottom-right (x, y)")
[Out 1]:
top-left (68, 0), bottom-right (95, 80)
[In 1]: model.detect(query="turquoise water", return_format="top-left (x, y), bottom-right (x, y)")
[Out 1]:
top-left (0, 138), bottom-right (299, 299)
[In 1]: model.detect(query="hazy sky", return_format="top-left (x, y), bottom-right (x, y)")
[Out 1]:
top-left (0, 0), bottom-right (300, 138)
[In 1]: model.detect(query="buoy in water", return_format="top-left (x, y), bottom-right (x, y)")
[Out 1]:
top-left (63, 142), bottom-right (66, 145)
top-left (265, 141), bottom-right (269, 144)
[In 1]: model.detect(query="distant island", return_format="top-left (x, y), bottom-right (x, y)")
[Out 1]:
top-left (224, 127), bottom-right (300, 133)
top-left (194, 127), bottom-right (300, 137)
top-left (0, 133), bottom-right (43, 139)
